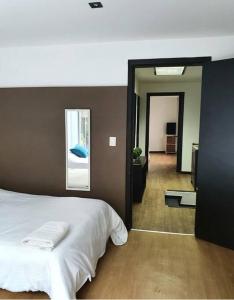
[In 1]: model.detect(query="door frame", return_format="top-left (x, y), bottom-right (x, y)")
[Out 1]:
top-left (136, 95), bottom-right (140, 147)
top-left (125, 56), bottom-right (212, 230)
top-left (145, 92), bottom-right (184, 172)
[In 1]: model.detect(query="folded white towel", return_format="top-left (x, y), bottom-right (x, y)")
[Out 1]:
top-left (22, 221), bottom-right (69, 250)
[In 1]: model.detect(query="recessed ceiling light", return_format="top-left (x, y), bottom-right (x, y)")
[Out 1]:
top-left (89, 2), bottom-right (103, 8)
top-left (155, 66), bottom-right (185, 76)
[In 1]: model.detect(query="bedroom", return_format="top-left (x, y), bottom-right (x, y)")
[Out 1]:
top-left (0, 0), bottom-right (234, 299)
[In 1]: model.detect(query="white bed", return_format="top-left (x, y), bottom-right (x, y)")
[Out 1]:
top-left (0, 189), bottom-right (127, 299)
top-left (68, 152), bottom-right (88, 169)
top-left (67, 168), bottom-right (89, 189)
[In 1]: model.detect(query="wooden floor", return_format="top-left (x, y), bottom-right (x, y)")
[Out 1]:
top-left (1, 230), bottom-right (234, 299)
top-left (133, 153), bottom-right (195, 233)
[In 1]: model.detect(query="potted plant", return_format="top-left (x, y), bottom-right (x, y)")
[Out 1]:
top-left (133, 147), bottom-right (142, 164)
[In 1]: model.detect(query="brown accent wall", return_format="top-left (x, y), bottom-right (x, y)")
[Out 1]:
top-left (0, 87), bottom-right (127, 219)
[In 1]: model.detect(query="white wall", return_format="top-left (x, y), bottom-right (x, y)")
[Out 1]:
top-left (149, 96), bottom-right (178, 152)
top-left (0, 35), bottom-right (234, 86)
top-left (139, 81), bottom-right (202, 172)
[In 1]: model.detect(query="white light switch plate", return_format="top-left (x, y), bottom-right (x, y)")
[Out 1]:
top-left (109, 137), bottom-right (116, 147)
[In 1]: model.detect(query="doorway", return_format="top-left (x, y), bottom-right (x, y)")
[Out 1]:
top-left (133, 65), bottom-right (203, 234)
top-left (145, 92), bottom-right (184, 172)
top-left (126, 56), bottom-right (234, 250)
top-left (125, 57), bottom-right (211, 232)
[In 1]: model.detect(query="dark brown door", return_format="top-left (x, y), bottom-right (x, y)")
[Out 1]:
top-left (195, 58), bottom-right (234, 249)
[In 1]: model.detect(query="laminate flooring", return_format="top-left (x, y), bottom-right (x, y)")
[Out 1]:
top-left (133, 153), bottom-right (195, 233)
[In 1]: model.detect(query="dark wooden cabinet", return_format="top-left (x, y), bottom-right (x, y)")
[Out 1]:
top-left (165, 135), bottom-right (177, 154)
top-left (132, 156), bottom-right (147, 203)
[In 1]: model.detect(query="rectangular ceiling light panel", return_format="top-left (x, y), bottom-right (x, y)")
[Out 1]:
top-left (155, 66), bottom-right (185, 76)
top-left (89, 2), bottom-right (103, 8)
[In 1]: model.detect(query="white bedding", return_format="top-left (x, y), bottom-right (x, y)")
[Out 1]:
top-left (67, 168), bottom-right (89, 189)
top-left (0, 189), bottom-right (127, 299)
top-left (68, 152), bottom-right (88, 169)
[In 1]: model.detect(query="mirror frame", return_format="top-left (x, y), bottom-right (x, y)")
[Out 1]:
top-left (65, 109), bottom-right (91, 191)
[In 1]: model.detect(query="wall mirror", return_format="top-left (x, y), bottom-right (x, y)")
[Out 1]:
top-left (65, 109), bottom-right (90, 191)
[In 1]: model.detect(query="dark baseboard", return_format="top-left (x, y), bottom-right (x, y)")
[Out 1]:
top-left (180, 171), bottom-right (192, 174)
top-left (149, 151), bottom-right (165, 153)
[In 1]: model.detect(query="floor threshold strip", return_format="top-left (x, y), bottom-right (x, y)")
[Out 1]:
top-left (131, 228), bottom-right (194, 236)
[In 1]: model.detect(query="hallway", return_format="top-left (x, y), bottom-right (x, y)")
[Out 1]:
top-left (133, 153), bottom-right (195, 234)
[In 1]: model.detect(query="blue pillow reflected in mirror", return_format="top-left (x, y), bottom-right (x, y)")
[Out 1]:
top-left (70, 144), bottom-right (89, 158)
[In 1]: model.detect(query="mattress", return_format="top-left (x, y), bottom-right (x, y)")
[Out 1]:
top-left (0, 189), bottom-right (127, 299)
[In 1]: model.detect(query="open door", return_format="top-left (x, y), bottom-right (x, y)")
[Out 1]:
top-left (195, 58), bottom-right (234, 250)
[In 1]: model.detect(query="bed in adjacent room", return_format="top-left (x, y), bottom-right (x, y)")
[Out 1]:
top-left (0, 189), bottom-right (127, 299)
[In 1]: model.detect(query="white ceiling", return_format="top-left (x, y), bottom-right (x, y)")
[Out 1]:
top-left (135, 66), bottom-right (203, 83)
top-left (0, 0), bottom-right (234, 47)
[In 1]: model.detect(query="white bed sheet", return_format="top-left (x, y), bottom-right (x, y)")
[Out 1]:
top-left (68, 153), bottom-right (88, 169)
top-left (67, 168), bottom-right (89, 189)
top-left (0, 189), bottom-right (127, 299)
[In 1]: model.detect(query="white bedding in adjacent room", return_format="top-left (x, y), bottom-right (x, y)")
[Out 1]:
top-left (0, 189), bottom-right (127, 299)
